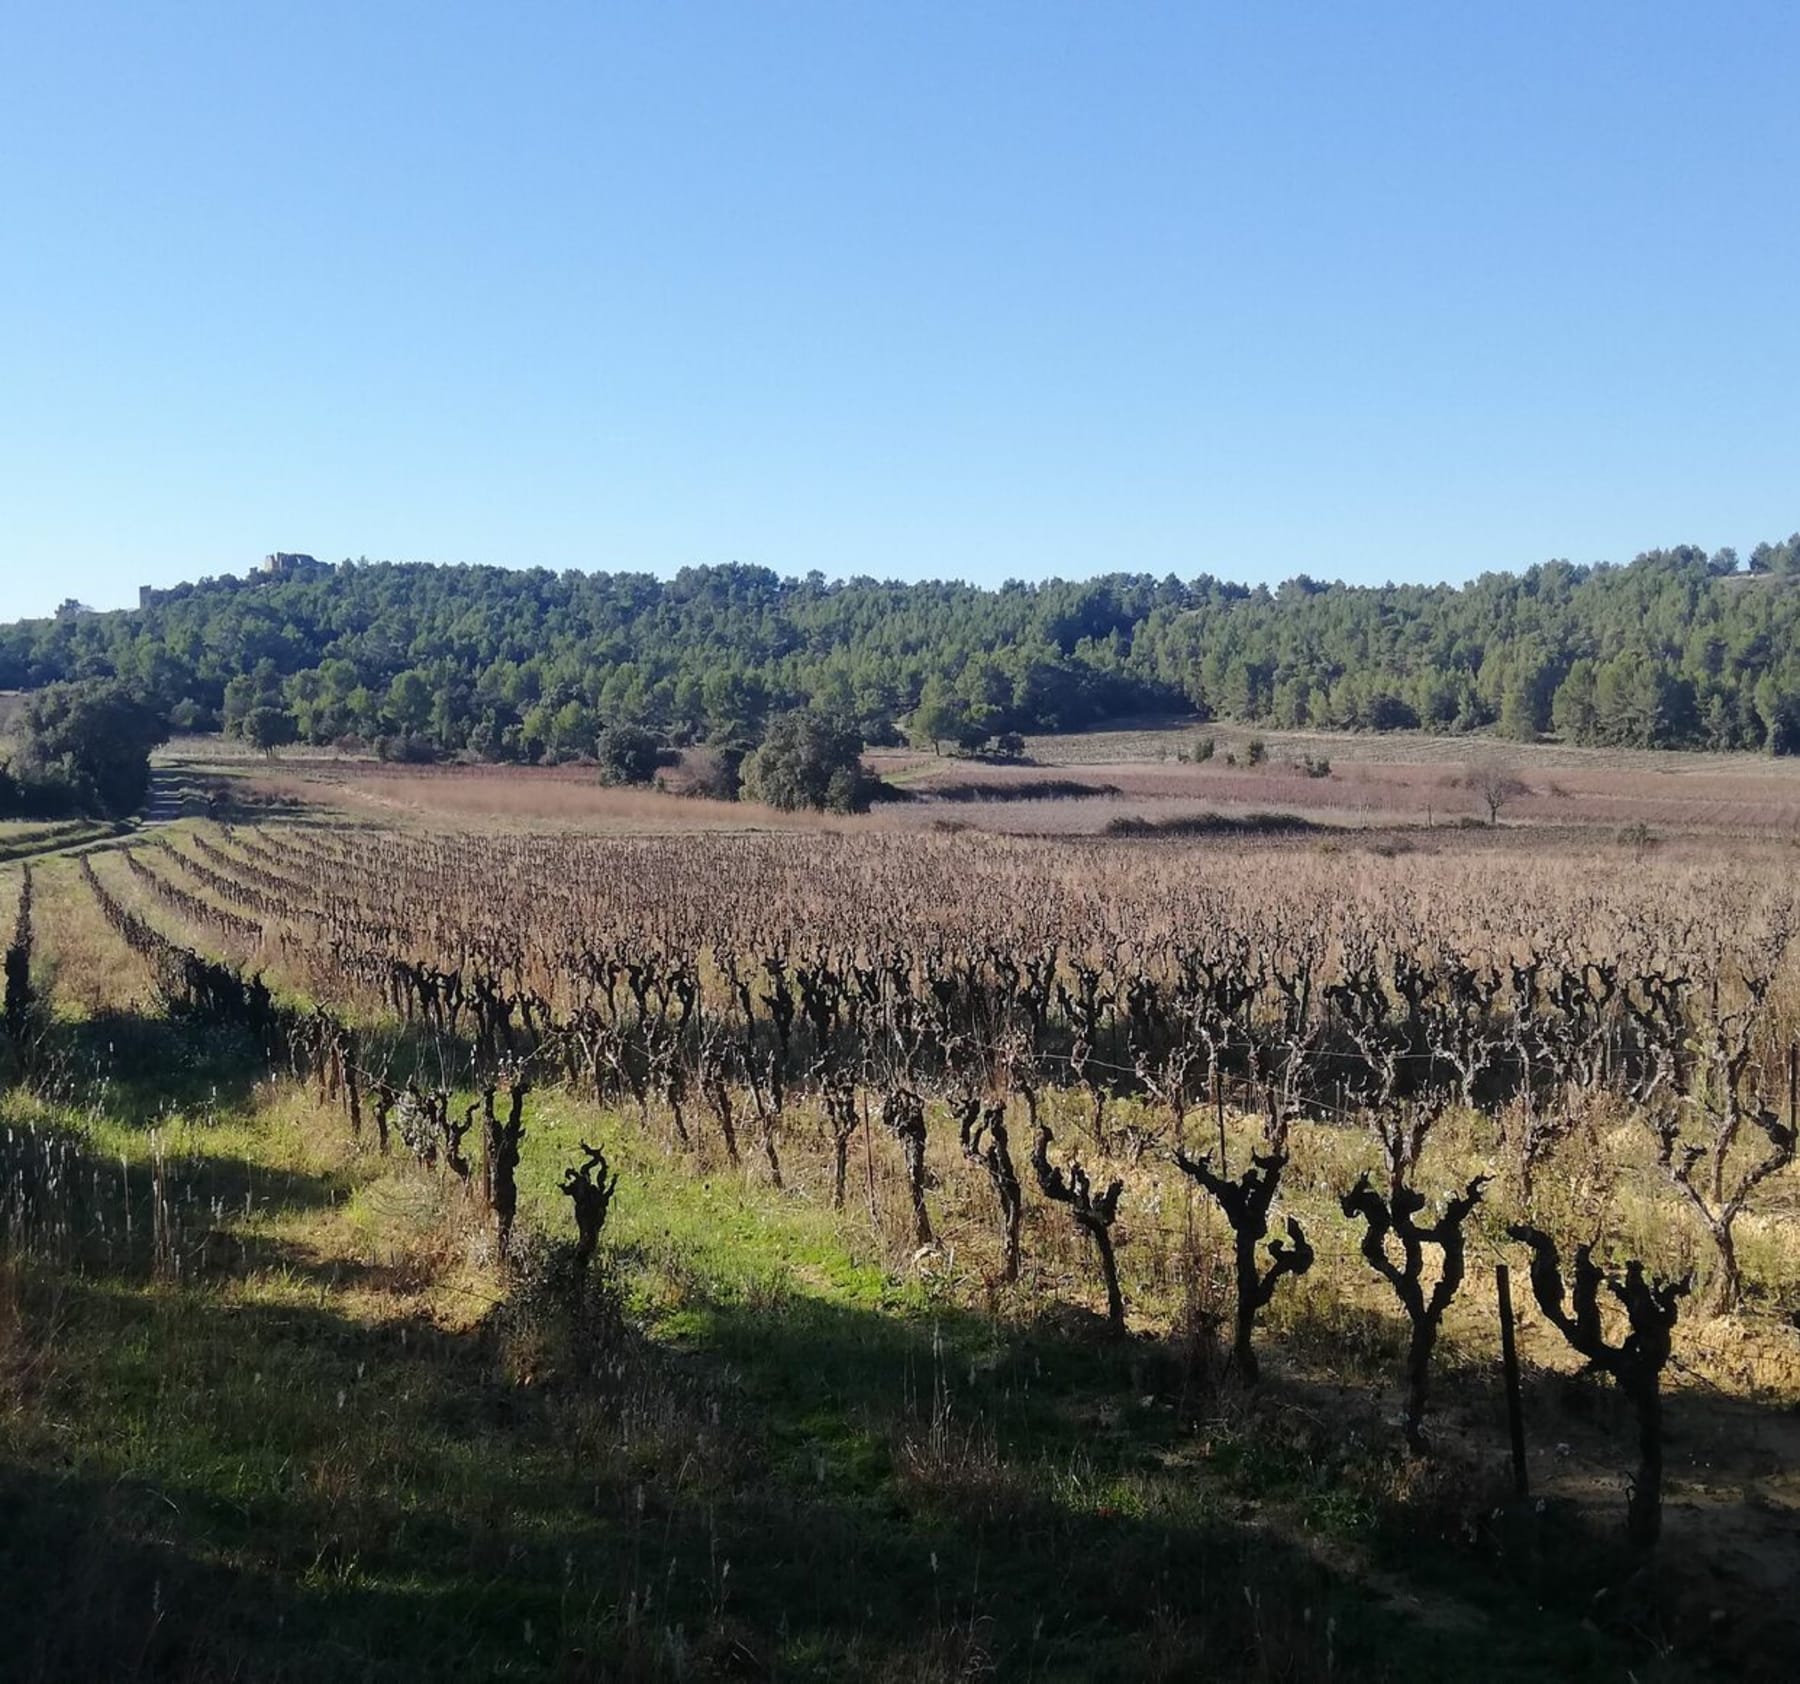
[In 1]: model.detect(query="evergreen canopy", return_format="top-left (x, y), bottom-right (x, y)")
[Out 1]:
top-left (2, 538), bottom-right (1796, 758)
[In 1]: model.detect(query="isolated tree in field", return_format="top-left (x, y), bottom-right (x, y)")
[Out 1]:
top-left (7, 680), bottom-right (168, 817)
top-left (1032, 1123), bottom-right (1125, 1335)
top-left (906, 675), bottom-right (969, 756)
top-left (1509, 1226), bottom-right (1687, 1548)
top-left (741, 710), bottom-right (875, 812)
top-left (597, 723), bottom-right (662, 786)
top-left (1465, 761), bottom-right (1527, 826)
top-left (1174, 1135), bottom-right (1313, 1383)
top-left (242, 704), bottom-right (299, 758)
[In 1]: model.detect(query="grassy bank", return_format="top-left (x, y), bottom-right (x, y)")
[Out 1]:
top-left (0, 1044), bottom-right (1725, 1683)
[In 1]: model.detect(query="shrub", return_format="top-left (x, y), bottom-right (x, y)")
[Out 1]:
top-left (597, 723), bottom-right (663, 787)
top-left (376, 732), bottom-right (438, 764)
top-left (2, 681), bottom-right (168, 818)
top-left (242, 705), bottom-right (299, 757)
top-left (741, 711), bottom-right (877, 812)
top-left (1246, 737), bottom-right (1268, 766)
top-left (1193, 733), bottom-right (1216, 763)
top-left (1104, 811), bottom-right (1313, 839)
top-left (678, 745), bottom-right (744, 801)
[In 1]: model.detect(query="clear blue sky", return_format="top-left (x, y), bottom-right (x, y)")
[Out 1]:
top-left (3, 1), bottom-right (1796, 621)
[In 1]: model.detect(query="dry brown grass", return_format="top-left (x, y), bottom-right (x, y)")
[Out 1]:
top-left (186, 718), bottom-right (1800, 843)
top-left (250, 761), bottom-right (846, 834)
top-left (1015, 717), bottom-right (1800, 776)
top-left (873, 743), bottom-right (1800, 837)
top-left (23, 852), bottom-right (157, 1015)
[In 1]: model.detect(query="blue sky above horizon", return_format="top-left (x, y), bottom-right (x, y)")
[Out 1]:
top-left (3, 1), bottom-right (1797, 621)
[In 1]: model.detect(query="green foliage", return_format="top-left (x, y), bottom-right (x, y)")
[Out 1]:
top-left (0, 680), bottom-right (168, 817)
top-left (2, 539), bottom-right (1799, 758)
top-left (741, 711), bottom-right (876, 812)
top-left (595, 723), bottom-right (663, 786)
top-left (906, 673), bottom-right (995, 754)
top-left (241, 704), bottom-right (299, 756)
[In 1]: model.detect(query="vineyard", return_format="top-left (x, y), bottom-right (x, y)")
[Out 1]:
top-left (2, 814), bottom-right (1799, 1680)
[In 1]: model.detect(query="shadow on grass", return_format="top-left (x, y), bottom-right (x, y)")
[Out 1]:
top-left (30, 1008), bottom-right (274, 1126)
top-left (0, 1119), bottom-right (346, 1289)
top-left (6, 1195), bottom-right (1761, 1683)
top-left (0, 1029), bottom-right (1773, 1681)
top-left (0, 1258), bottom-right (1352, 1683)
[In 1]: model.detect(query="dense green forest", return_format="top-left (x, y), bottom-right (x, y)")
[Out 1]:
top-left (4, 535), bottom-right (1798, 760)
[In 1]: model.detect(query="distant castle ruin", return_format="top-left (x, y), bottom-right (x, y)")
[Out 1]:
top-left (136, 551), bottom-right (326, 613)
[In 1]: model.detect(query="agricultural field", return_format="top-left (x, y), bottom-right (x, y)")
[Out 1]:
top-left (872, 721), bottom-right (1800, 840)
top-left (2, 772), bottom-right (1798, 1681)
top-left (0, 818), bottom-right (127, 864)
top-left (186, 719), bottom-right (1800, 846)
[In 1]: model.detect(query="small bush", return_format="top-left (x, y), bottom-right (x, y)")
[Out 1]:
top-left (1193, 734), bottom-right (1216, 763)
top-left (676, 745), bottom-right (743, 801)
top-left (932, 778), bottom-right (1118, 804)
top-left (597, 723), bottom-right (664, 787)
top-left (1246, 737), bottom-right (1268, 766)
top-left (376, 732), bottom-right (438, 764)
top-left (1104, 811), bottom-right (1314, 839)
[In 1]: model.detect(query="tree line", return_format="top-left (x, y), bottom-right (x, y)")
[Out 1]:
top-left (2, 534), bottom-right (1797, 764)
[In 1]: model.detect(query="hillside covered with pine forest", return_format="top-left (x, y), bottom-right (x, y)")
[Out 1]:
top-left (4, 535), bottom-right (1798, 758)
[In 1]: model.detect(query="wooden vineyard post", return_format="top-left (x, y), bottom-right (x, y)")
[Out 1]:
top-left (1214, 1067), bottom-right (1227, 1171)
top-left (1496, 1263), bottom-right (1529, 1498)
top-left (862, 1086), bottom-right (880, 1228)
top-left (1785, 1041), bottom-right (1800, 1197)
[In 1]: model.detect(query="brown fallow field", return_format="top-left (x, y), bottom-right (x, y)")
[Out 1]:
top-left (194, 718), bottom-right (1800, 842)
